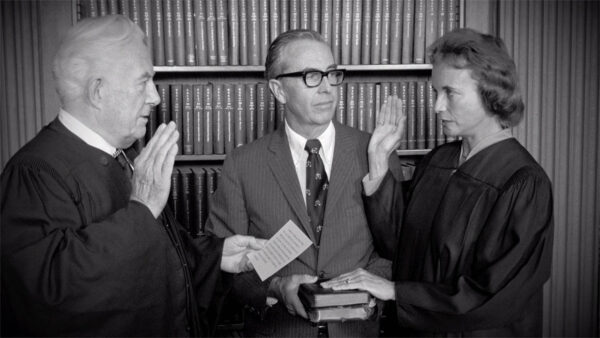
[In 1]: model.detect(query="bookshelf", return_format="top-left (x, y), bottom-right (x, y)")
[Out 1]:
top-left (77, 0), bottom-right (463, 236)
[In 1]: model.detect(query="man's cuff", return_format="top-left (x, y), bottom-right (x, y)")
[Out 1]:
top-left (362, 172), bottom-right (385, 196)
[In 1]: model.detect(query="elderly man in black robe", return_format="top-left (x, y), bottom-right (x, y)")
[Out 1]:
top-left (1, 15), bottom-right (264, 337)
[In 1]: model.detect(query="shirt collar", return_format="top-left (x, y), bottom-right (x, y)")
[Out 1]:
top-left (58, 108), bottom-right (118, 156)
top-left (460, 128), bottom-right (513, 163)
top-left (285, 120), bottom-right (335, 164)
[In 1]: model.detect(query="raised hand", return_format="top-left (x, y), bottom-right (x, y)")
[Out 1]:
top-left (320, 268), bottom-right (396, 301)
top-left (269, 274), bottom-right (318, 319)
top-left (130, 122), bottom-right (179, 218)
top-left (220, 235), bottom-right (267, 273)
top-left (367, 96), bottom-right (406, 179)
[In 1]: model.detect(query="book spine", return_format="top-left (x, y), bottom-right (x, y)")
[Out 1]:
top-left (248, 0), bottom-right (260, 65)
top-left (321, 0), bottom-right (332, 44)
top-left (406, 81), bottom-right (416, 149)
top-left (120, 0), bottom-right (129, 18)
top-left (259, 0), bottom-right (269, 64)
top-left (213, 83), bottom-right (225, 154)
top-left (331, 0), bottom-right (342, 63)
top-left (173, 0), bottom-right (186, 66)
top-left (269, 0), bottom-right (280, 41)
top-left (99, 0), bottom-right (109, 17)
top-left (447, 0), bottom-right (459, 32)
top-left (246, 83), bottom-right (257, 143)
top-left (169, 169), bottom-right (181, 220)
top-left (192, 168), bottom-right (206, 235)
top-left (401, 0), bottom-right (414, 64)
top-left (389, 0), bottom-right (402, 64)
top-left (357, 82), bottom-right (366, 131)
top-left (158, 84), bottom-right (170, 125)
top-left (182, 84), bottom-right (194, 154)
top-left (340, 0), bottom-right (352, 65)
top-left (267, 90), bottom-right (276, 134)
top-left (346, 82), bottom-right (357, 128)
top-left (276, 101), bottom-right (286, 130)
top-left (310, 0), bottom-right (320, 32)
top-left (289, 0), bottom-right (299, 30)
top-left (413, 0), bottom-right (425, 64)
top-left (239, 0), bottom-right (248, 65)
top-left (146, 104), bottom-right (158, 143)
top-left (224, 84), bottom-right (235, 154)
top-left (108, 0), bottom-right (119, 14)
top-left (336, 83), bottom-right (346, 125)
top-left (193, 0), bottom-right (208, 65)
top-left (350, 0), bottom-right (362, 65)
top-left (203, 83), bottom-right (214, 154)
top-left (416, 81), bottom-right (426, 148)
top-left (366, 82), bottom-right (376, 133)
top-left (152, 0), bottom-right (165, 66)
top-left (256, 83), bottom-right (268, 139)
top-left (397, 82), bottom-right (408, 149)
top-left (300, 0), bottom-right (310, 30)
top-left (438, 0), bottom-right (447, 39)
top-left (180, 169), bottom-right (192, 232)
top-left (206, 0), bottom-right (218, 65)
top-left (228, 0), bottom-right (240, 65)
top-left (381, 0), bottom-right (392, 65)
top-left (216, 0), bottom-right (229, 65)
top-left (425, 0), bottom-right (437, 64)
top-left (183, 0), bottom-right (196, 65)
top-left (426, 82), bottom-right (436, 149)
top-left (170, 84), bottom-right (183, 154)
top-left (139, 0), bottom-right (153, 65)
top-left (234, 84), bottom-right (247, 148)
top-left (360, 0), bottom-right (372, 64)
top-left (279, 0), bottom-right (289, 34)
top-left (206, 168), bottom-right (218, 211)
top-left (193, 84), bottom-right (204, 154)
top-left (82, 0), bottom-right (98, 18)
top-left (371, 0), bottom-right (383, 64)
top-left (163, 0), bottom-right (175, 65)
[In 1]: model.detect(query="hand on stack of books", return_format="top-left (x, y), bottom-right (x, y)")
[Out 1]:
top-left (299, 282), bottom-right (376, 323)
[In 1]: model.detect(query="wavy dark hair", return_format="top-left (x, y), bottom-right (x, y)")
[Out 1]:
top-left (428, 28), bottom-right (524, 127)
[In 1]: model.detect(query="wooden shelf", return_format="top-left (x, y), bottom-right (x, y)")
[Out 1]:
top-left (154, 64), bottom-right (432, 73)
top-left (175, 149), bottom-right (430, 162)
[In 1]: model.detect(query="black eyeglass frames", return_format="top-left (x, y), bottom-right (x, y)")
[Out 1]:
top-left (275, 69), bottom-right (346, 88)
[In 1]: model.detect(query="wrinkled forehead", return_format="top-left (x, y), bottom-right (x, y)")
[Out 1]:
top-left (279, 39), bottom-right (335, 73)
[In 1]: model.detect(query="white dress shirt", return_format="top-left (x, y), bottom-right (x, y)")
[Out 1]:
top-left (285, 120), bottom-right (336, 206)
top-left (58, 109), bottom-right (118, 156)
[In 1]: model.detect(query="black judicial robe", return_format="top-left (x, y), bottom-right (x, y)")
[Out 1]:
top-left (1, 119), bottom-right (228, 337)
top-left (365, 139), bottom-right (553, 337)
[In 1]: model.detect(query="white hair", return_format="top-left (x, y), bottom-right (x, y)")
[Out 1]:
top-left (52, 15), bottom-right (147, 104)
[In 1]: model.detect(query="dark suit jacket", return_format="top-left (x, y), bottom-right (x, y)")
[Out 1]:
top-left (1, 118), bottom-right (227, 337)
top-left (206, 123), bottom-right (391, 337)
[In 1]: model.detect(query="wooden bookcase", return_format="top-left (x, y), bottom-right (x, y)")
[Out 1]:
top-left (76, 0), bottom-right (465, 236)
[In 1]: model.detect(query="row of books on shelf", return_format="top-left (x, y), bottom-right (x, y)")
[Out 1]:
top-left (143, 80), bottom-right (454, 156)
top-left (77, 0), bottom-right (460, 66)
top-left (169, 166), bottom-right (221, 236)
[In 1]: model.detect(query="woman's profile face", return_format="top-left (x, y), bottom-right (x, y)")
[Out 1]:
top-left (431, 61), bottom-right (499, 143)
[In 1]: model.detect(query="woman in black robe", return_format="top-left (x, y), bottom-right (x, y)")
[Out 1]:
top-left (322, 28), bottom-right (554, 337)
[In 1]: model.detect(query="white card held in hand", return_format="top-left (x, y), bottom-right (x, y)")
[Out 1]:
top-left (248, 220), bottom-right (313, 281)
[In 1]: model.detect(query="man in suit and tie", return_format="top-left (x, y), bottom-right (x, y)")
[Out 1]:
top-left (206, 29), bottom-right (391, 337)
top-left (1, 15), bottom-right (265, 337)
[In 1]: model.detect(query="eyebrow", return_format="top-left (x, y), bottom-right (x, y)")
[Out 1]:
top-left (298, 64), bottom-right (339, 72)
top-left (138, 72), bottom-right (154, 81)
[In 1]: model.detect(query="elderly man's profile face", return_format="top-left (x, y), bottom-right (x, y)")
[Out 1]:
top-left (97, 39), bottom-right (159, 149)
top-left (276, 39), bottom-right (338, 136)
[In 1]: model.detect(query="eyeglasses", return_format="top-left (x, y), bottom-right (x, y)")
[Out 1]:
top-left (275, 69), bottom-right (346, 88)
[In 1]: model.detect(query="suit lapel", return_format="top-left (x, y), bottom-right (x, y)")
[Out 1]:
top-left (324, 125), bottom-right (357, 223)
top-left (267, 128), bottom-right (317, 245)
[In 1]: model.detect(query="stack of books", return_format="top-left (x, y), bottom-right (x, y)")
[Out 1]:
top-left (299, 283), bottom-right (374, 323)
